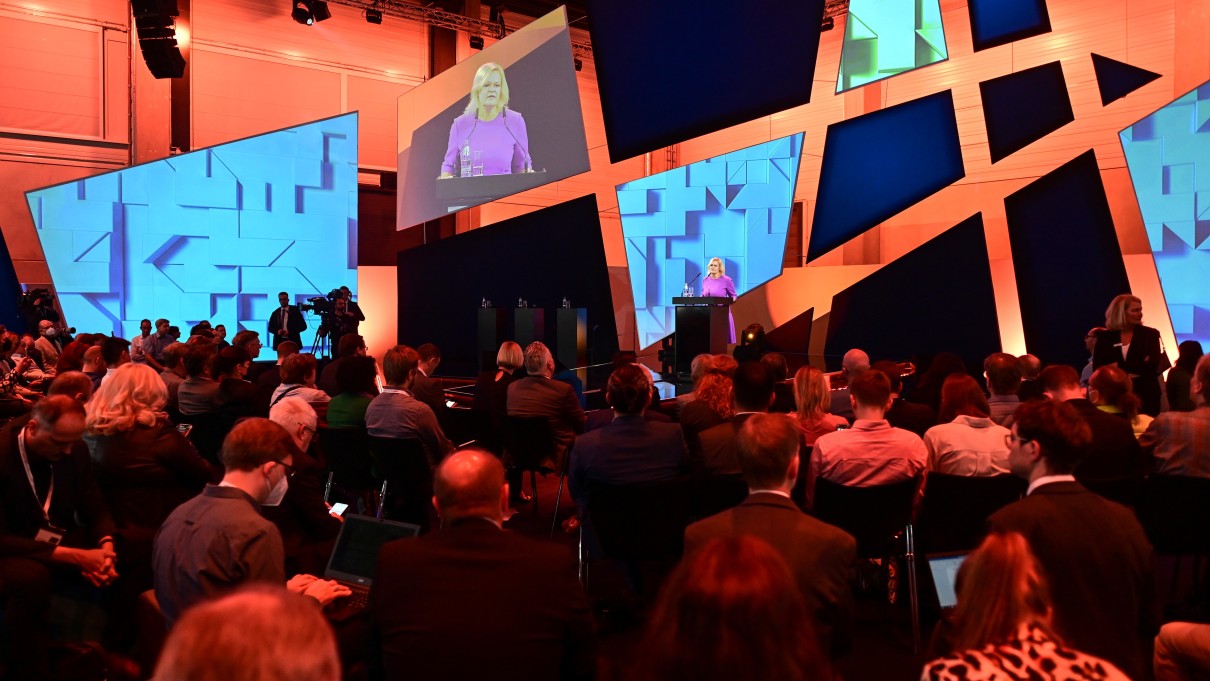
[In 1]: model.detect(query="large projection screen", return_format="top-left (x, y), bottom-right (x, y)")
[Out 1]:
top-left (395, 7), bottom-right (589, 230)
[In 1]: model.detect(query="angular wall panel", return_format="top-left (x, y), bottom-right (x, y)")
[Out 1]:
top-left (968, 0), bottom-right (1051, 52)
top-left (1092, 54), bottom-right (1162, 107)
top-left (837, 0), bottom-right (949, 94)
top-left (980, 61), bottom-right (1074, 163)
top-left (1005, 150), bottom-right (1130, 368)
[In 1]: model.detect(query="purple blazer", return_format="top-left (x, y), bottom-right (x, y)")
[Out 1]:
top-left (441, 109), bottom-right (530, 176)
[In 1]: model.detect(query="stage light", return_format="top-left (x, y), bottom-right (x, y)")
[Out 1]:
top-left (311, 1), bottom-right (331, 22)
top-left (365, 8), bottom-right (382, 23)
top-left (469, 35), bottom-right (484, 49)
top-left (292, 1), bottom-right (312, 24)
top-left (573, 58), bottom-right (582, 72)
top-left (821, 16), bottom-right (835, 31)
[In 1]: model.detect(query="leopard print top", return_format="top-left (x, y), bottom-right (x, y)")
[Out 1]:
top-left (921, 625), bottom-right (1131, 681)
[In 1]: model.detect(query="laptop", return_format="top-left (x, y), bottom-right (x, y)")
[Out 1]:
top-left (927, 552), bottom-right (968, 611)
top-left (323, 513), bottom-right (420, 621)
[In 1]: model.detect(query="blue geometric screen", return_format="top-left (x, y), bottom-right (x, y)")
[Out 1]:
top-left (618, 134), bottom-right (804, 348)
top-left (25, 113), bottom-right (358, 351)
top-left (808, 90), bottom-right (964, 262)
top-left (1120, 81), bottom-right (1210, 348)
top-left (967, 0), bottom-right (1051, 52)
top-left (836, 0), bottom-right (949, 94)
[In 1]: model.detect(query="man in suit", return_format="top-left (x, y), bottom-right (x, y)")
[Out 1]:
top-left (874, 360), bottom-right (936, 437)
top-left (989, 398), bottom-right (1156, 681)
top-left (570, 363), bottom-right (687, 519)
top-left (686, 413), bottom-right (856, 659)
top-left (412, 343), bottom-right (447, 420)
top-left (268, 291), bottom-right (307, 351)
top-left (33, 320), bottom-right (62, 369)
top-left (367, 449), bottom-right (595, 681)
top-left (507, 341), bottom-right (586, 467)
top-left (695, 361), bottom-right (776, 476)
top-left (1038, 364), bottom-right (1144, 481)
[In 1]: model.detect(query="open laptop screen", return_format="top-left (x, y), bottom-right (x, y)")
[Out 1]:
top-left (928, 553), bottom-right (968, 610)
top-left (325, 514), bottom-right (420, 586)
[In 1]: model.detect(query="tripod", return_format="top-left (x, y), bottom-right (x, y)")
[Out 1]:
top-left (311, 323), bottom-right (331, 359)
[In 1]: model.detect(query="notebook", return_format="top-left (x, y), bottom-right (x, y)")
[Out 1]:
top-left (927, 552), bottom-right (968, 610)
top-left (323, 513), bottom-right (420, 620)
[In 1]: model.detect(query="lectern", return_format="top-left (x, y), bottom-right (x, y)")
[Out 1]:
top-left (672, 296), bottom-right (731, 377)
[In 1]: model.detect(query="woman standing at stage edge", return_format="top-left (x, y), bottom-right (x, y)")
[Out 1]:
top-left (701, 257), bottom-right (737, 344)
top-left (1092, 294), bottom-right (1169, 417)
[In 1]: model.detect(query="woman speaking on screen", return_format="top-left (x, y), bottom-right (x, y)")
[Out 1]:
top-left (439, 62), bottom-right (533, 178)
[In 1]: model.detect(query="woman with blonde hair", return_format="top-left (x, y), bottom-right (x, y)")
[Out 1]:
top-left (473, 341), bottom-right (526, 453)
top-left (439, 62), bottom-right (532, 178)
top-left (701, 256), bottom-right (738, 343)
top-left (793, 365), bottom-right (847, 446)
top-left (921, 531), bottom-right (1129, 680)
top-left (1092, 294), bottom-right (1167, 417)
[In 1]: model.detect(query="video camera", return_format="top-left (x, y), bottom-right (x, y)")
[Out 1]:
top-left (298, 289), bottom-right (344, 316)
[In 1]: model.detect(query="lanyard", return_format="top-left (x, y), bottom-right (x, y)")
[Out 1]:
top-left (380, 387), bottom-right (411, 396)
top-left (16, 430), bottom-right (53, 523)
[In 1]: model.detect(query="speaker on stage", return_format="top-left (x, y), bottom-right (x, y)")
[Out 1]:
top-left (132, 0), bottom-right (187, 79)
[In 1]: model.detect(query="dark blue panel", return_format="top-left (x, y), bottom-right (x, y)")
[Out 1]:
top-left (824, 214), bottom-right (1000, 370)
top-left (968, 0), bottom-right (1051, 52)
top-left (396, 194), bottom-right (618, 376)
top-left (1006, 150), bottom-right (1130, 369)
top-left (0, 229), bottom-right (26, 334)
top-left (808, 90), bottom-right (964, 262)
top-left (980, 61), bottom-right (1074, 163)
top-left (1092, 53), bottom-right (1162, 106)
top-left (587, 0), bottom-right (824, 163)
top-left (766, 306), bottom-right (814, 355)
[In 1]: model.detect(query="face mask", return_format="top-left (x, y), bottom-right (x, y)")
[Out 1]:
top-left (263, 471), bottom-right (289, 507)
top-left (43, 329), bottom-right (55, 338)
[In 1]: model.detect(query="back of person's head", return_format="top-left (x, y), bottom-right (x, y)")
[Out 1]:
top-left (1197, 354), bottom-right (1210, 404)
top-left (214, 346), bottom-right (252, 378)
top-left (1177, 340), bottom-right (1205, 374)
top-left (1037, 364), bottom-right (1080, 394)
top-left (984, 352), bottom-right (1022, 396)
top-left (737, 413), bottom-right (800, 489)
top-left (523, 341), bottom-right (552, 376)
top-left (1018, 354), bottom-right (1042, 379)
top-left (606, 363), bottom-right (652, 415)
top-left (182, 344), bottom-right (215, 379)
top-left (232, 330), bottom-right (260, 352)
top-left (162, 342), bottom-right (188, 370)
top-left (383, 345), bottom-right (419, 386)
top-left (336, 355), bottom-right (379, 395)
top-left (154, 585), bottom-right (340, 681)
top-left (710, 353), bottom-right (738, 378)
top-left (842, 348), bottom-right (870, 375)
top-left (1013, 398), bottom-right (1090, 474)
top-left (732, 361), bottom-right (774, 412)
top-left (695, 372), bottom-right (735, 420)
top-left (951, 531), bottom-right (1055, 652)
top-left (86, 363), bottom-right (166, 436)
top-left (417, 343), bottom-right (441, 363)
top-left (32, 394), bottom-right (86, 429)
top-left (496, 341), bottom-right (523, 371)
top-left (433, 448), bottom-right (505, 522)
top-left (938, 374), bottom-right (991, 422)
top-left (83, 345), bottom-right (105, 370)
top-left (689, 354), bottom-right (712, 388)
top-left (270, 397), bottom-right (318, 451)
top-left (56, 341), bottom-right (86, 372)
top-left (47, 371), bottom-right (93, 403)
top-left (759, 352), bottom-right (788, 382)
top-left (870, 360), bottom-right (903, 394)
top-left (1089, 365), bottom-right (1140, 420)
top-left (849, 368), bottom-right (892, 410)
top-left (612, 350), bottom-right (639, 370)
top-left (220, 418), bottom-right (294, 472)
top-left (635, 536), bottom-right (826, 681)
top-left (280, 352), bottom-right (317, 385)
top-left (336, 334), bottom-right (364, 358)
top-left (793, 366), bottom-right (832, 420)
top-left (276, 341), bottom-right (300, 360)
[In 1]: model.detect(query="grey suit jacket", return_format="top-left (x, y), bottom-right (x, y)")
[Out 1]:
top-left (685, 492), bottom-right (857, 657)
top-left (507, 376), bottom-right (586, 459)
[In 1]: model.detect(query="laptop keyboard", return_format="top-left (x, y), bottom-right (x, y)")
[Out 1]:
top-left (343, 584), bottom-right (370, 609)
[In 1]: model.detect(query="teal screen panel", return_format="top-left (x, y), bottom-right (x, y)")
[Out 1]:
top-left (837, 0), bottom-right (949, 94)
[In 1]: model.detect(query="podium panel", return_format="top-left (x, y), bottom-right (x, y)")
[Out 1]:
top-left (515, 308), bottom-right (546, 349)
top-left (556, 307), bottom-right (587, 371)
top-left (673, 297), bottom-right (731, 377)
top-left (477, 308), bottom-right (508, 371)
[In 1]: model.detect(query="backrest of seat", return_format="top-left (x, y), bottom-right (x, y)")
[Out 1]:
top-left (367, 436), bottom-right (430, 481)
top-left (812, 477), bottom-right (917, 556)
top-left (588, 478), bottom-right (693, 561)
top-left (694, 475), bottom-right (748, 520)
top-left (318, 426), bottom-right (374, 487)
top-left (504, 415), bottom-right (557, 470)
top-left (1135, 475), bottom-right (1210, 554)
top-left (917, 473), bottom-right (1025, 552)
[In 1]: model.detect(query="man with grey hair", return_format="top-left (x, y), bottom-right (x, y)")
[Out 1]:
top-left (507, 341), bottom-right (586, 474)
top-left (686, 412), bottom-right (856, 659)
top-left (367, 449), bottom-right (594, 681)
top-left (829, 348), bottom-right (870, 421)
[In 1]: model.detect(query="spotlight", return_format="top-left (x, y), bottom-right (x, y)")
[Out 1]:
top-left (291, 1), bottom-right (312, 24)
top-left (573, 58), bottom-right (582, 72)
top-left (820, 15), bottom-right (835, 31)
top-left (311, 1), bottom-right (331, 22)
top-left (366, 8), bottom-right (382, 23)
top-left (469, 35), bottom-right (484, 49)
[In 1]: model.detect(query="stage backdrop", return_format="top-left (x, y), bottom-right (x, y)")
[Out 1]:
top-left (396, 194), bottom-right (618, 376)
top-left (24, 113), bottom-right (358, 350)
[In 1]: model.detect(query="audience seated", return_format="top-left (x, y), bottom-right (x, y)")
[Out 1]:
top-left (792, 365), bottom-right (848, 446)
top-left (33, 320), bottom-right (63, 369)
top-left (808, 369), bottom-right (927, 508)
top-left (270, 352), bottom-right (331, 414)
top-left (1155, 621), bottom-right (1210, 681)
top-left (266, 397), bottom-right (343, 575)
top-left (472, 341), bottom-right (524, 434)
top-left (876, 359), bottom-right (937, 437)
top-left (1090, 364), bottom-right (1153, 438)
top-left (829, 348), bottom-right (869, 421)
top-left (98, 335), bottom-right (130, 386)
top-left (760, 352), bottom-right (796, 414)
top-left (570, 364), bottom-right (687, 519)
top-left (1039, 365), bottom-right (1144, 481)
top-left (911, 352), bottom-right (967, 414)
top-left (506, 341), bottom-right (586, 469)
top-left (176, 344), bottom-right (220, 416)
top-left (326, 354), bottom-right (379, 429)
top-left (412, 342), bottom-right (447, 418)
top-left (989, 399), bottom-right (1156, 680)
top-left (214, 346), bottom-right (270, 418)
top-left (365, 345), bottom-right (453, 463)
top-left (232, 329), bottom-right (268, 383)
top-left (82, 345), bottom-right (107, 393)
top-left (1166, 341), bottom-right (1204, 413)
top-left (674, 353), bottom-right (713, 415)
top-left (633, 535), bottom-right (829, 681)
top-left (367, 449), bottom-right (594, 681)
top-left (1017, 353), bottom-right (1044, 401)
top-left (0, 396), bottom-right (117, 680)
top-left (153, 418), bottom-right (351, 629)
top-left (154, 585), bottom-right (341, 681)
top-left (983, 352), bottom-right (1023, 427)
top-left (923, 374), bottom-right (1011, 477)
top-left (256, 339), bottom-right (296, 392)
top-left (696, 361), bottom-right (778, 476)
top-left (1140, 353), bottom-right (1210, 477)
top-left (922, 530), bottom-right (1129, 681)
top-left (678, 367), bottom-right (733, 442)
top-left (686, 413), bottom-right (856, 659)
top-left (317, 333), bottom-right (366, 397)
top-left (47, 370), bottom-right (93, 403)
top-left (158, 342), bottom-right (188, 408)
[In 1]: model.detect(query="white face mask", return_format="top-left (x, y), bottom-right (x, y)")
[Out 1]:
top-left (263, 469), bottom-right (289, 507)
top-left (43, 329), bottom-right (55, 338)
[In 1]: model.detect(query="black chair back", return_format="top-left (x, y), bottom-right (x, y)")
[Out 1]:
top-left (917, 473), bottom-right (1025, 553)
top-left (180, 411), bottom-right (234, 467)
top-left (812, 477), bottom-right (918, 558)
top-left (694, 475), bottom-right (748, 520)
top-left (367, 436), bottom-right (434, 531)
top-left (1135, 475), bottom-right (1210, 555)
top-left (1078, 475), bottom-right (1141, 508)
top-left (504, 415), bottom-right (558, 472)
top-left (587, 477), bottom-right (693, 562)
top-left (318, 426), bottom-right (375, 492)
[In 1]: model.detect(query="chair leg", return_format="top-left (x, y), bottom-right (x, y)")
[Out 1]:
top-left (550, 471), bottom-right (567, 538)
top-left (906, 523), bottom-right (921, 655)
top-left (578, 524), bottom-right (586, 586)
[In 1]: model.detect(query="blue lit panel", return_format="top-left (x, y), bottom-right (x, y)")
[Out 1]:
top-left (1120, 81), bottom-right (1210, 348)
top-left (618, 134), bottom-right (804, 348)
top-left (25, 113), bottom-right (359, 350)
top-left (968, 0), bottom-right (1051, 52)
top-left (837, 0), bottom-right (949, 94)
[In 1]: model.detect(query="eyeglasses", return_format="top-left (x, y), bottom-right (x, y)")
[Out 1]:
top-left (1004, 432), bottom-right (1033, 448)
top-left (273, 460), bottom-right (297, 479)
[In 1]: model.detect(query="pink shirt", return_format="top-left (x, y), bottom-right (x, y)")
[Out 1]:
top-left (809, 418), bottom-right (927, 507)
